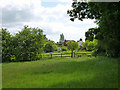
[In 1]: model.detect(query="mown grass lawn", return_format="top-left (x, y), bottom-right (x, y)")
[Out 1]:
top-left (2, 56), bottom-right (118, 88)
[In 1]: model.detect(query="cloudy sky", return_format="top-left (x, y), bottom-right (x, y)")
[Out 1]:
top-left (1, 0), bottom-right (97, 42)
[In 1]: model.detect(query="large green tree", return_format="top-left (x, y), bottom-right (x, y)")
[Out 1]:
top-left (67, 41), bottom-right (79, 57)
top-left (2, 28), bottom-right (13, 62)
top-left (2, 26), bottom-right (47, 62)
top-left (67, 1), bottom-right (120, 57)
top-left (15, 25), bottom-right (47, 60)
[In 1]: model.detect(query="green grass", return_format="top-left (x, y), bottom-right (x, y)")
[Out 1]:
top-left (2, 56), bottom-right (118, 88)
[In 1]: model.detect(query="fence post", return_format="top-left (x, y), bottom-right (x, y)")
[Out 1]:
top-left (51, 53), bottom-right (52, 59)
top-left (40, 54), bottom-right (42, 59)
top-left (71, 50), bottom-right (73, 58)
top-left (74, 52), bottom-right (75, 58)
top-left (61, 53), bottom-right (62, 57)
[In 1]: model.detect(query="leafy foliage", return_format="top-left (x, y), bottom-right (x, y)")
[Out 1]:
top-left (61, 46), bottom-right (68, 51)
top-left (67, 41), bottom-right (79, 51)
top-left (67, 41), bottom-right (79, 57)
top-left (2, 29), bottom-right (13, 62)
top-left (85, 27), bottom-right (101, 41)
top-left (83, 39), bottom-right (98, 51)
top-left (43, 40), bottom-right (58, 53)
top-left (15, 26), bottom-right (47, 60)
top-left (2, 26), bottom-right (47, 62)
top-left (67, 1), bottom-right (120, 57)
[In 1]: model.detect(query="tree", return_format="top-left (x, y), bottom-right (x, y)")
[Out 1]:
top-left (2, 26), bottom-right (47, 62)
top-left (67, 1), bottom-right (120, 57)
top-left (15, 25), bottom-right (47, 60)
top-left (43, 40), bottom-right (58, 53)
top-left (2, 28), bottom-right (13, 62)
top-left (83, 39), bottom-right (98, 51)
top-left (67, 41), bottom-right (79, 57)
top-left (85, 27), bottom-right (101, 41)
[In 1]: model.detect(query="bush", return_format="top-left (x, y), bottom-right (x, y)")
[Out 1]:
top-left (83, 39), bottom-right (98, 51)
top-left (61, 46), bottom-right (68, 51)
top-left (106, 49), bottom-right (120, 58)
top-left (92, 47), bottom-right (106, 56)
top-left (87, 41), bottom-right (94, 51)
top-left (43, 40), bottom-right (58, 53)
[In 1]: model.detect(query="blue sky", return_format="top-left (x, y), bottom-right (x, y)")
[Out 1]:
top-left (1, 0), bottom-right (97, 42)
top-left (41, 1), bottom-right (67, 8)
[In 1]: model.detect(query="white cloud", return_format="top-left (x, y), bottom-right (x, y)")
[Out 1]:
top-left (1, 0), bottom-right (30, 8)
top-left (1, 0), bottom-right (97, 42)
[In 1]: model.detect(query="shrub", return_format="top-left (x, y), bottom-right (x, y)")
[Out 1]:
top-left (83, 39), bottom-right (98, 51)
top-left (61, 46), bottom-right (68, 51)
top-left (43, 41), bottom-right (58, 53)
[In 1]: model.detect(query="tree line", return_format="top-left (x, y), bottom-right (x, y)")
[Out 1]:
top-left (1, 26), bottom-right (59, 62)
top-left (2, 1), bottom-right (120, 62)
top-left (1, 25), bottom-right (80, 62)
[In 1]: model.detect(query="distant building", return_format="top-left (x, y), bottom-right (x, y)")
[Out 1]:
top-left (78, 38), bottom-right (83, 49)
top-left (59, 33), bottom-right (64, 43)
top-left (58, 46), bottom-right (61, 51)
top-left (59, 33), bottom-right (83, 48)
top-left (64, 40), bottom-right (75, 46)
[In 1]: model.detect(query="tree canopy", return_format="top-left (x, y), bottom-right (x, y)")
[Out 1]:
top-left (2, 26), bottom-right (47, 62)
top-left (67, 41), bottom-right (79, 57)
top-left (43, 40), bottom-right (58, 53)
top-left (67, 1), bottom-right (120, 57)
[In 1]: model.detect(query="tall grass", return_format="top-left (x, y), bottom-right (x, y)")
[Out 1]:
top-left (2, 56), bottom-right (118, 88)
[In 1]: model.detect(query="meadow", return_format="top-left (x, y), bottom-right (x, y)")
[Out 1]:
top-left (2, 56), bottom-right (118, 88)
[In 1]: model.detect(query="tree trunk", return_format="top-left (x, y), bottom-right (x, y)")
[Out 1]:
top-left (71, 50), bottom-right (73, 58)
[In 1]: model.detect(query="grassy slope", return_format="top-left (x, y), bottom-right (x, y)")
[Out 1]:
top-left (2, 56), bottom-right (118, 88)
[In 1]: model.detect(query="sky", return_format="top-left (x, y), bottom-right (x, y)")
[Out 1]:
top-left (1, 0), bottom-right (98, 42)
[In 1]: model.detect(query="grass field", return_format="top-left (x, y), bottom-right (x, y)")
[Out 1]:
top-left (2, 56), bottom-right (118, 88)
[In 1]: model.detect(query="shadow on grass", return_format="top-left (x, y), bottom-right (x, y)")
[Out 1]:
top-left (31, 57), bottom-right (118, 88)
top-left (2, 56), bottom-right (118, 88)
top-left (31, 57), bottom-right (113, 75)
